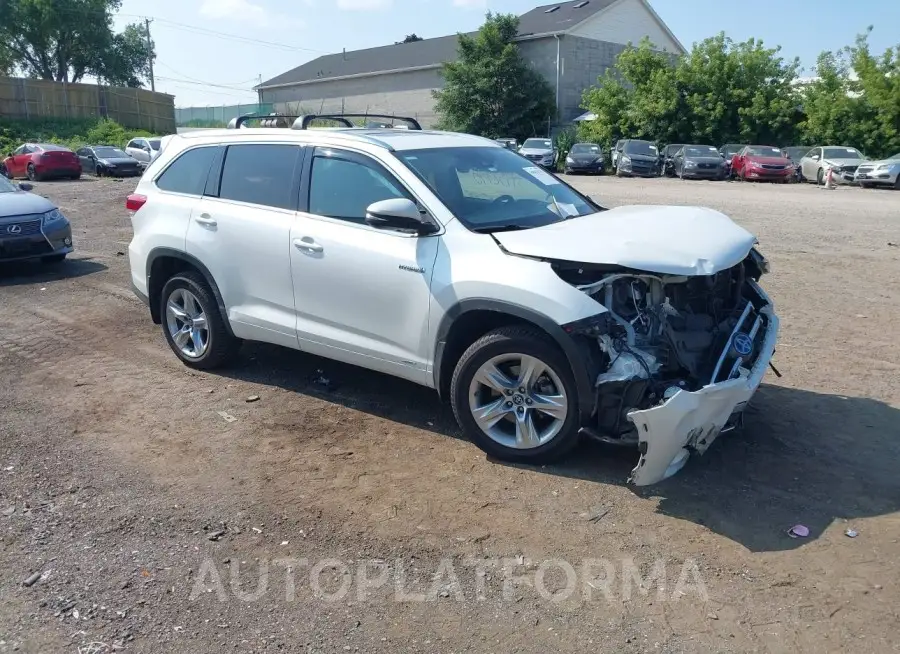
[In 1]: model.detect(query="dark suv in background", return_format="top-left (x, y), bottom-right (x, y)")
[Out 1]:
top-left (615, 140), bottom-right (660, 177)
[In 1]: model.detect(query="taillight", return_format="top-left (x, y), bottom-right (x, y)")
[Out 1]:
top-left (126, 194), bottom-right (147, 211)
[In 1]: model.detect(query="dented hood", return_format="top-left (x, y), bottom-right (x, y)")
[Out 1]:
top-left (493, 205), bottom-right (757, 275)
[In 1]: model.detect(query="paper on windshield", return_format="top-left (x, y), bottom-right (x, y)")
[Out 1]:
top-left (523, 166), bottom-right (559, 185)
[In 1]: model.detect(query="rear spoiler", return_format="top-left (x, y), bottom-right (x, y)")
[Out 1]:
top-left (227, 113), bottom-right (422, 131)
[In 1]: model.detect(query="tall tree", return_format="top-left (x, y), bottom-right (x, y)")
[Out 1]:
top-left (579, 34), bottom-right (802, 147)
top-left (433, 13), bottom-right (556, 140)
top-left (0, 0), bottom-right (154, 86)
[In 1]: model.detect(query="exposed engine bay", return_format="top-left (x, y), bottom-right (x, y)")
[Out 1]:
top-left (554, 247), bottom-right (773, 451)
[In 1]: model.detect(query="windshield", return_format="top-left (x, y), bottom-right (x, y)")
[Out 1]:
top-left (396, 147), bottom-right (595, 232)
top-left (94, 147), bottom-right (129, 158)
top-left (149, 139), bottom-right (162, 150)
top-left (522, 139), bottom-right (552, 150)
top-left (823, 147), bottom-right (862, 159)
top-left (783, 147), bottom-right (807, 161)
top-left (624, 141), bottom-right (657, 156)
top-left (685, 145), bottom-right (719, 157)
top-left (665, 144), bottom-right (684, 156)
top-left (887, 152), bottom-right (900, 161)
top-left (0, 176), bottom-right (17, 193)
top-left (570, 144), bottom-right (600, 154)
top-left (746, 146), bottom-right (784, 157)
top-left (723, 145), bottom-right (745, 156)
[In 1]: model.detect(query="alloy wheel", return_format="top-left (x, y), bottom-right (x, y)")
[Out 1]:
top-left (467, 353), bottom-right (568, 450)
top-left (165, 288), bottom-right (209, 359)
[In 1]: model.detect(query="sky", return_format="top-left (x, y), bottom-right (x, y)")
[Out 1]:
top-left (111, 0), bottom-right (900, 107)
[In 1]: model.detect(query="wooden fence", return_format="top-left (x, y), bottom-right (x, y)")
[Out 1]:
top-left (0, 76), bottom-right (176, 134)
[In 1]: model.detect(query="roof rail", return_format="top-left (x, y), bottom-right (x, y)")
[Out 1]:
top-left (291, 113), bottom-right (422, 131)
top-left (226, 113), bottom-right (297, 129)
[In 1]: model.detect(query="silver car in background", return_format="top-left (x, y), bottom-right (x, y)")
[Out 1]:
top-left (799, 146), bottom-right (868, 185)
top-left (518, 138), bottom-right (557, 170)
top-left (125, 137), bottom-right (163, 168)
top-left (854, 152), bottom-right (900, 189)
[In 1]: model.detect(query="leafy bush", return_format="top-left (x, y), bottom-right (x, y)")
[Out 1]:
top-left (0, 117), bottom-right (155, 156)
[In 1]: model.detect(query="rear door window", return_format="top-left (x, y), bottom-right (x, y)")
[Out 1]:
top-left (156, 146), bottom-right (219, 196)
top-left (218, 144), bottom-right (300, 210)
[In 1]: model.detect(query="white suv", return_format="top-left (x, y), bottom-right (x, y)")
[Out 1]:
top-left (127, 114), bottom-right (779, 485)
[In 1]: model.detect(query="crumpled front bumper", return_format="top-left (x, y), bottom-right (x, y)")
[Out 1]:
top-left (627, 291), bottom-right (780, 486)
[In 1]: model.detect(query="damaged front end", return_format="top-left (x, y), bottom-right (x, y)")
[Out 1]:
top-left (555, 248), bottom-right (779, 485)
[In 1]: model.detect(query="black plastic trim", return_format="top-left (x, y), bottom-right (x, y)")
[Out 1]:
top-left (433, 299), bottom-right (595, 423)
top-left (130, 280), bottom-right (150, 307)
top-left (145, 247), bottom-right (236, 337)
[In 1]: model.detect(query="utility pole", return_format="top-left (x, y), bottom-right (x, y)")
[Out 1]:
top-left (144, 18), bottom-right (155, 92)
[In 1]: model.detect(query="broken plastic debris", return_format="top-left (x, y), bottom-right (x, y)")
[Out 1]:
top-left (787, 524), bottom-right (809, 538)
top-left (844, 528), bottom-right (858, 538)
top-left (216, 411), bottom-right (237, 423)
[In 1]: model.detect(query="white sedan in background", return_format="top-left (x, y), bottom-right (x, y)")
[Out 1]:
top-left (854, 152), bottom-right (900, 189)
top-left (799, 146), bottom-right (868, 185)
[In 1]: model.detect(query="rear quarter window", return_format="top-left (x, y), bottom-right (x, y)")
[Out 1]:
top-left (155, 146), bottom-right (219, 196)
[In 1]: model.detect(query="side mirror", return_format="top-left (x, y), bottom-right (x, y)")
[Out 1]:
top-left (18, 182), bottom-right (34, 191)
top-left (811, 155), bottom-right (820, 161)
top-left (365, 198), bottom-right (437, 234)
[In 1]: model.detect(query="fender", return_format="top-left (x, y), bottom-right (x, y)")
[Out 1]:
top-left (145, 247), bottom-right (236, 338)
top-left (433, 299), bottom-right (596, 423)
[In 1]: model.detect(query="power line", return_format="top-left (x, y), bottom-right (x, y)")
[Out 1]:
top-left (121, 14), bottom-right (327, 54)
top-left (155, 75), bottom-right (258, 93)
top-left (157, 62), bottom-right (260, 87)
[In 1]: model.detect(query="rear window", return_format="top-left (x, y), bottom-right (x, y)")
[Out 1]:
top-left (156, 146), bottom-right (218, 196)
top-left (149, 140), bottom-right (162, 150)
top-left (37, 144), bottom-right (69, 151)
top-left (218, 144), bottom-right (298, 210)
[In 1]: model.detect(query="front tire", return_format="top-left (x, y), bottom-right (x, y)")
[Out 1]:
top-left (816, 168), bottom-right (824, 185)
top-left (450, 326), bottom-right (580, 464)
top-left (41, 254), bottom-right (66, 264)
top-left (160, 271), bottom-right (241, 370)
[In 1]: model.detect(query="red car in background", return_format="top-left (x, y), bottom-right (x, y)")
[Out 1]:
top-left (730, 145), bottom-right (794, 182)
top-left (2, 143), bottom-right (82, 181)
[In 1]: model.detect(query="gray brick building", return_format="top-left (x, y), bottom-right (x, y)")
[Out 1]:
top-left (256, 0), bottom-right (683, 128)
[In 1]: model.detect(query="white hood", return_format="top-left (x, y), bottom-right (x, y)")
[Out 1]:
top-left (493, 205), bottom-right (757, 276)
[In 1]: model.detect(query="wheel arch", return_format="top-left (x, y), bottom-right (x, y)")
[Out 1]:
top-left (433, 299), bottom-right (594, 423)
top-left (146, 247), bottom-right (235, 337)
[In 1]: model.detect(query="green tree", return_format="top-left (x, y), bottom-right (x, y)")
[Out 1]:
top-left (847, 29), bottom-right (900, 157)
top-left (433, 13), bottom-right (556, 140)
top-left (0, 0), bottom-right (154, 86)
top-left (579, 33), bottom-right (802, 147)
top-left (396, 34), bottom-right (424, 44)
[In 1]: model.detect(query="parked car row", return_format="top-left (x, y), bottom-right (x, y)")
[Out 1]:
top-left (606, 139), bottom-right (899, 189)
top-left (1, 138), bottom-right (165, 182)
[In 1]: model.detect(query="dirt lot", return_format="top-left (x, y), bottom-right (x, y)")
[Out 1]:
top-left (1, 175), bottom-right (898, 654)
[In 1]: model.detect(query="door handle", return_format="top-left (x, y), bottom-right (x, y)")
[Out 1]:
top-left (293, 237), bottom-right (323, 253)
top-left (194, 214), bottom-right (217, 227)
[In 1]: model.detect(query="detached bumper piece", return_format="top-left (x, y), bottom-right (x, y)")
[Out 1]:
top-left (627, 285), bottom-right (780, 486)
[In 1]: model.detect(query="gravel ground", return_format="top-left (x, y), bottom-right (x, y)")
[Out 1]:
top-left (1, 175), bottom-right (898, 654)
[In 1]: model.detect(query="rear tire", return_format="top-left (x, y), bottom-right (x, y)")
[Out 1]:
top-left (160, 271), bottom-right (241, 370)
top-left (450, 326), bottom-right (580, 464)
top-left (27, 164), bottom-right (39, 181)
top-left (70, 172), bottom-right (81, 180)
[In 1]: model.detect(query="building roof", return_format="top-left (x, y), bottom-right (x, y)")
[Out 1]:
top-left (258, 0), bottom-right (641, 89)
top-left (516, 0), bottom-right (617, 36)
